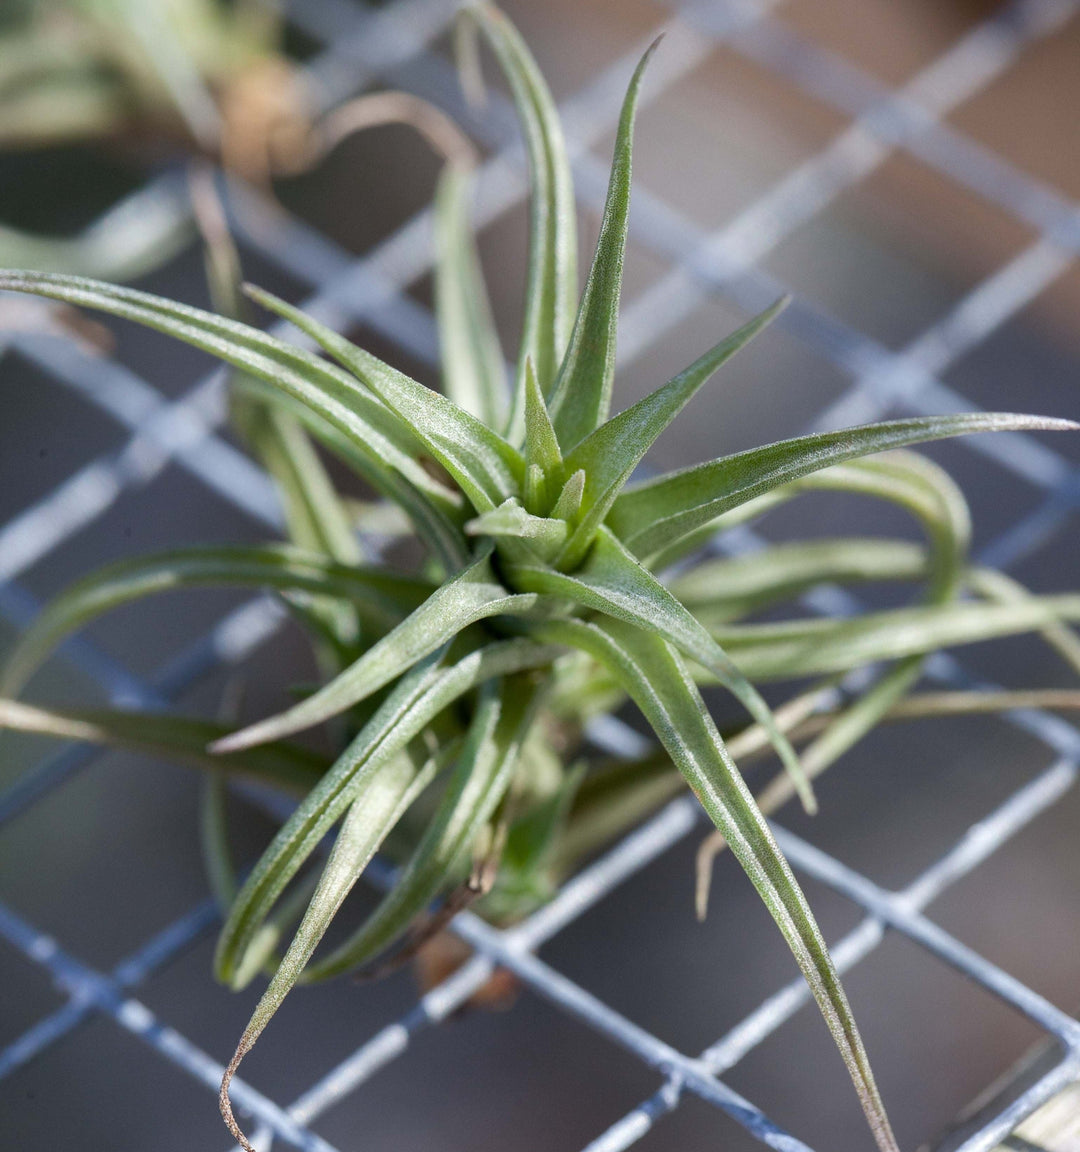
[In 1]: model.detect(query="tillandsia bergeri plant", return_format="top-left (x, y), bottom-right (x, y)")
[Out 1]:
top-left (2, 5), bottom-right (1080, 1149)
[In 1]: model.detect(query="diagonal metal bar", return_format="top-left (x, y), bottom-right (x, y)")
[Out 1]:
top-left (0, 900), bottom-right (342, 1152)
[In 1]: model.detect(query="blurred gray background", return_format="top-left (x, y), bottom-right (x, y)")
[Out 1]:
top-left (1, 0), bottom-right (1078, 1150)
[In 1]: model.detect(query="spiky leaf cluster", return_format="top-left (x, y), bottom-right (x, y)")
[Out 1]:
top-left (1, 6), bottom-right (1078, 1150)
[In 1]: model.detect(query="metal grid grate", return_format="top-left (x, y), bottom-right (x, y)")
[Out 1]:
top-left (1, 0), bottom-right (1079, 1149)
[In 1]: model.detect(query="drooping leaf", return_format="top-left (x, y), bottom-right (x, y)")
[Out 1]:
top-left (220, 742), bottom-right (442, 1152)
top-left (213, 638), bottom-right (562, 984)
top-left (246, 284), bottom-right (524, 512)
top-left (533, 615), bottom-right (898, 1152)
top-left (546, 37), bottom-right (661, 449)
top-left (672, 538), bottom-right (928, 625)
top-left (1, 544), bottom-right (434, 696)
top-left (969, 565), bottom-right (1080, 675)
top-left (791, 451), bottom-right (971, 780)
top-left (464, 2), bottom-right (577, 408)
top-left (557, 298), bottom-right (787, 569)
top-left (302, 673), bottom-right (540, 980)
top-left (610, 413), bottom-right (1078, 560)
top-left (712, 594), bottom-right (1080, 681)
top-left (0, 698), bottom-right (326, 794)
top-left (434, 160), bottom-right (508, 429)
top-left (212, 548), bottom-right (541, 753)
top-left (508, 527), bottom-right (817, 812)
top-left (0, 271), bottom-right (453, 507)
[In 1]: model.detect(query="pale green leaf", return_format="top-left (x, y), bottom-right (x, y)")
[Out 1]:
top-left (220, 743), bottom-right (440, 1149)
top-left (523, 356), bottom-right (563, 492)
top-left (547, 37), bottom-right (661, 449)
top-left (466, 497), bottom-right (569, 558)
top-left (508, 527), bottom-right (816, 812)
top-left (464, 2), bottom-right (577, 407)
top-left (533, 615), bottom-right (898, 1152)
top-left (672, 538), bottom-right (928, 625)
top-left (0, 271), bottom-right (454, 509)
top-left (212, 548), bottom-right (540, 752)
top-left (213, 637), bottom-right (562, 984)
top-left (714, 594), bottom-right (1080, 681)
top-left (550, 467), bottom-right (585, 520)
top-left (0, 698), bottom-right (326, 794)
top-left (302, 674), bottom-right (540, 980)
top-left (611, 413), bottom-right (1078, 560)
top-left (1, 544), bottom-right (432, 696)
top-left (246, 284), bottom-right (524, 512)
top-left (558, 298), bottom-right (787, 569)
top-left (434, 161), bottom-right (508, 429)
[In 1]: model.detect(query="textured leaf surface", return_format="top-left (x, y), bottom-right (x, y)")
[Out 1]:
top-left (533, 616), bottom-right (898, 1152)
top-left (558, 299), bottom-right (786, 568)
top-left (0, 699), bottom-right (326, 793)
top-left (212, 550), bottom-right (540, 752)
top-left (304, 674), bottom-right (540, 980)
top-left (247, 285), bottom-right (524, 512)
top-left (546, 38), bottom-right (660, 449)
top-left (0, 271), bottom-right (449, 502)
top-left (672, 538), bottom-right (928, 625)
top-left (213, 638), bottom-right (562, 985)
top-left (510, 528), bottom-right (815, 811)
top-left (2, 544), bottom-right (433, 695)
top-left (715, 594), bottom-right (1080, 680)
top-left (465, 2), bottom-right (577, 404)
top-left (434, 162), bottom-right (508, 429)
top-left (611, 413), bottom-right (1077, 559)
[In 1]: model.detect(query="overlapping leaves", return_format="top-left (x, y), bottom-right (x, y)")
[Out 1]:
top-left (2, 6), bottom-right (1078, 1152)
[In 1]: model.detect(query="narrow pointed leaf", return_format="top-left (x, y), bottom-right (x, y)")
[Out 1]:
top-left (610, 413), bottom-right (1078, 560)
top-left (233, 399), bottom-right (361, 565)
top-left (508, 527), bottom-right (816, 812)
top-left (713, 594), bottom-right (1080, 681)
top-left (0, 271), bottom-right (454, 507)
top-left (550, 468), bottom-right (585, 520)
top-left (212, 549), bottom-right (540, 752)
top-left (260, 395), bottom-right (468, 569)
top-left (672, 538), bottom-right (928, 625)
top-left (220, 744), bottom-right (440, 1151)
top-left (213, 638), bottom-right (561, 983)
top-left (523, 356), bottom-right (563, 483)
top-left (246, 284), bottom-right (523, 512)
top-left (0, 699), bottom-right (326, 794)
top-left (434, 161), bottom-right (508, 429)
top-left (533, 616), bottom-right (898, 1152)
top-left (558, 299), bottom-right (787, 569)
top-left (465, 2), bottom-right (577, 404)
top-left (1, 544), bottom-right (433, 696)
top-left (303, 674), bottom-right (540, 980)
top-left (547, 39), bottom-right (661, 448)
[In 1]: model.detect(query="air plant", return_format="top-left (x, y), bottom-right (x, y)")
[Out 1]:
top-left (1, 5), bottom-right (1079, 1150)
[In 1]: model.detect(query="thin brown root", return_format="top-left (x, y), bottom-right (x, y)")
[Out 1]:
top-left (313, 91), bottom-right (478, 170)
top-left (356, 873), bottom-right (490, 985)
top-left (695, 830), bottom-right (727, 922)
top-left (220, 1041), bottom-right (256, 1152)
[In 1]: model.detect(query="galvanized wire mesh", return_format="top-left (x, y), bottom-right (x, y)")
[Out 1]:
top-left (1, 0), bottom-right (1079, 1149)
